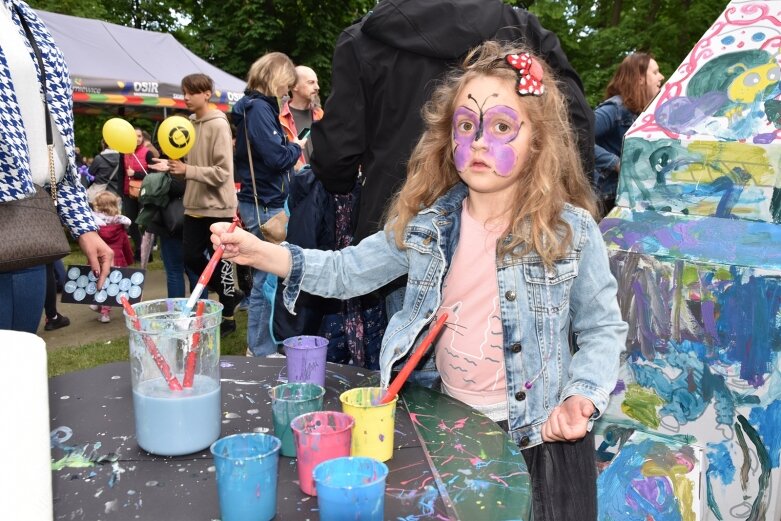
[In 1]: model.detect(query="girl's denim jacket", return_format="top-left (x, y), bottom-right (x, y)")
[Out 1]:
top-left (282, 183), bottom-right (627, 449)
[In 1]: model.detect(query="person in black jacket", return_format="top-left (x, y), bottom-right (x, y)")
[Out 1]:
top-left (311, 0), bottom-right (594, 247)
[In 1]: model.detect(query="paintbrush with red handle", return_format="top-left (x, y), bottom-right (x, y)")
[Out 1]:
top-left (379, 312), bottom-right (448, 405)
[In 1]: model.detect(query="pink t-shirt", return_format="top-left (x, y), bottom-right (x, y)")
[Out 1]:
top-left (435, 200), bottom-right (507, 408)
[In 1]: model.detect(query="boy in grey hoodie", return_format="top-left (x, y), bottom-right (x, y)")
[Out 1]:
top-left (157, 73), bottom-right (240, 336)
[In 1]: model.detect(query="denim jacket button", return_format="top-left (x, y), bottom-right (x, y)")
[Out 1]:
top-left (520, 435), bottom-right (530, 447)
top-left (514, 391), bottom-right (526, 401)
top-left (511, 343), bottom-right (522, 353)
top-left (505, 290), bottom-right (516, 301)
top-left (422, 236), bottom-right (432, 245)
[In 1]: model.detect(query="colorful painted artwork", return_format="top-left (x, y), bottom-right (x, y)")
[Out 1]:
top-left (598, 2), bottom-right (781, 520)
top-left (596, 430), bottom-right (703, 521)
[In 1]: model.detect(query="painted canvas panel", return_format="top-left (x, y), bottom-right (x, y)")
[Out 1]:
top-left (596, 430), bottom-right (703, 521)
top-left (598, 249), bottom-right (781, 519)
top-left (616, 0), bottom-right (781, 220)
top-left (598, 2), bottom-right (781, 520)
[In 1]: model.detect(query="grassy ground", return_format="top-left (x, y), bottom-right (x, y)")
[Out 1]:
top-left (47, 244), bottom-right (249, 377)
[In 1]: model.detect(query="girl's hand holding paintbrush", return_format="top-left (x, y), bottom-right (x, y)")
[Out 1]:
top-left (209, 222), bottom-right (291, 276)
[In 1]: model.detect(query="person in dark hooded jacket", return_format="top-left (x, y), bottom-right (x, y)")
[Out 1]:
top-left (310, 0), bottom-right (594, 245)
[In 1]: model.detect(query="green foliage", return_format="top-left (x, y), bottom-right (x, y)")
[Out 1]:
top-left (188, 0), bottom-right (374, 96)
top-left (27, 0), bottom-right (108, 19)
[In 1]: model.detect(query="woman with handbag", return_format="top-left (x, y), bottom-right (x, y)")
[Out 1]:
top-left (86, 139), bottom-right (124, 201)
top-left (0, 0), bottom-right (113, 334)
top-left (232, 52), bottom-right (307, 356)
top-left (123, 127), bottom-right (154, 261)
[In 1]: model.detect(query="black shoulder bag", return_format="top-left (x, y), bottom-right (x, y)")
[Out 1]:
top-left (0, 7), bottom-right (70, 271)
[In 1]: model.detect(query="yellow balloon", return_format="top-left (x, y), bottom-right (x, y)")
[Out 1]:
top-left (158, 116), bottom-right (195, 159)
top-left (102, 118), bottom-right (136, 154)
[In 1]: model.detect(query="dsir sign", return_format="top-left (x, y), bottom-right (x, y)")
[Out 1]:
top-left (133, 81), bottom-right (159, 95)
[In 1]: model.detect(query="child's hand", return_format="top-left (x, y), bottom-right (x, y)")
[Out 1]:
top-left (209, 222), bottom-right (292, 278)
top-left (541, 395), bottom-right (595, 442)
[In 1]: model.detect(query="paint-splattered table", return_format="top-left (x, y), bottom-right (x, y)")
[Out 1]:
top-left (49, 356), bottom-right (531, 520)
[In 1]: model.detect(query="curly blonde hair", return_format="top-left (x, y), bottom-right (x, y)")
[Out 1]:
top-left (386, 41), bottom-right (597, 267)
top-left (93, 190), bottom-right (121, 216)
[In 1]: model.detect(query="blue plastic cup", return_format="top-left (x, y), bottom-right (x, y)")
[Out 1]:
top-left (313, 456), bottom-right (389, 521)
top-left (210, 433), bottom-right (281, 521)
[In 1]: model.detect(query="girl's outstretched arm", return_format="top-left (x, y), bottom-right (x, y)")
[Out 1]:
top-left (209, 222), bottom-right (292, 278)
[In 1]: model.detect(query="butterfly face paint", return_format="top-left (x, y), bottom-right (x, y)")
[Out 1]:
top-left (453, 93), bottom-right (524, 177)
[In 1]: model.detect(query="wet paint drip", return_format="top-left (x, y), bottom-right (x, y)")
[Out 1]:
top-left (50, 425), bottom-right (125, 488)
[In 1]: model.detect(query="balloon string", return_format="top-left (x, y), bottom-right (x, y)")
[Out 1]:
top-left (133, 152), bottom-right (148, 175)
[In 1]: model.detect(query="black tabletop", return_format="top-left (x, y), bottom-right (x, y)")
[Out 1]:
top-left (50, 356), bottom-right (530, 520)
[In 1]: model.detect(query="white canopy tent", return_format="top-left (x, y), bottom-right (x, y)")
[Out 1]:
top-left (37, 9), bottom-right (245, 114)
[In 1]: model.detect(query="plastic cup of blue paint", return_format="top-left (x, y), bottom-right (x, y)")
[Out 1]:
top-left (210, 433), bottom-right (281, 521)
top-left (313, 456), bottom-right (388, 521)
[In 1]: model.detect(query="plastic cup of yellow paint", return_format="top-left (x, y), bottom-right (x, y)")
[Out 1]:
top-left (339, 387), bottom-right (396, 462)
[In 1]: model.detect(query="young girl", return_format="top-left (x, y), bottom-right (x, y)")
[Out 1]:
top-left (91, 191), bottom-right (134, 323)
top-left (210, 42), bottom-right (627, 520)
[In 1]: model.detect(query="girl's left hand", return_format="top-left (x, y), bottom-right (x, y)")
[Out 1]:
top-left (168, 159), bottom-right (186, 175)
top-left (541, 395), bottom-right (595, 442)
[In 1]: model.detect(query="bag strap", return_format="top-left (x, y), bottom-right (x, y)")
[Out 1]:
top-left (103, 155), bottom-right (120, 183)
top-left (107, 161), bottom-right (120, 183)
top-left (14, 5), bottom-right (57, 204)
top-left (244, 109), bottom-right (264, 230)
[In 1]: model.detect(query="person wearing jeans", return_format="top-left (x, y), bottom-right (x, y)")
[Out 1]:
top-left (0, 266), bottom-right (46, 333)
top-left (239, 201), bottom-right (284, 355)
top-left (159, 234), bottom-right (198, 298)
top-left (231, 52), bottom-right (304, 356)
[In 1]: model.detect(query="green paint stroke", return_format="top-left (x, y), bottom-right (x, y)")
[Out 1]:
top-left (51, 452), bottom-right (95, 471)
top-left (621, 384), bottom-right (665, 428)
top-left (714, 268), bottom-right (732, 282)
top-left (706, 473), bottom-right (725, 521)
top-left (736, 415), bottom-right (771, 521)
top-left (682, 265), bottom-right (700, 287)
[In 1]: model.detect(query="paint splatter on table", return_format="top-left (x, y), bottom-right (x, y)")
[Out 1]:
top-left (49, 356), bottom-right (531, 520)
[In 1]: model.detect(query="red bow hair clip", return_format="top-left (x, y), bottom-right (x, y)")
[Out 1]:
top-left (505, 53), bottom-right (545, 96)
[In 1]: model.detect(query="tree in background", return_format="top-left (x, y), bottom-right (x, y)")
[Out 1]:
top-left (188, 0), bottom-right (373, 96)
